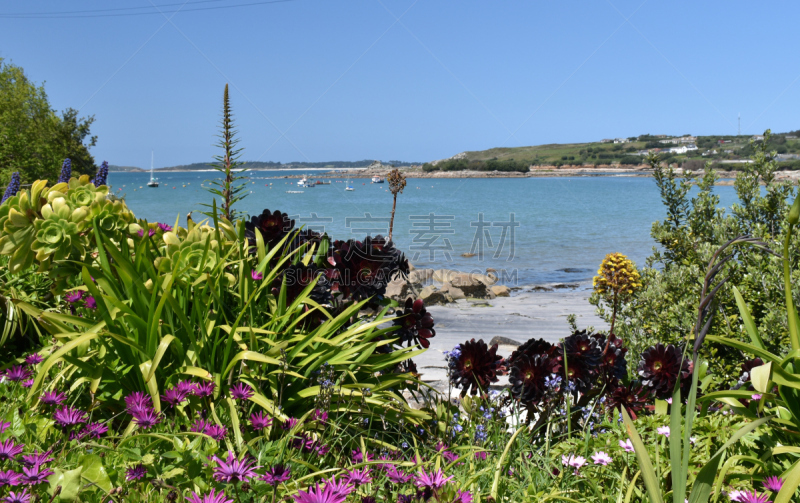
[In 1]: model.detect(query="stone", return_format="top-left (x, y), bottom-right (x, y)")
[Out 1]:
top-left (450, 274), bottom-right (490, 298)
top-left (409, 268), bottom-right (434, 284)
top-left (385, 277), bottom-right (421, 301)
top-left (440, 281), bottom-right (466, 300)
top-left (489, 336), bottom-right (522, 347)
top-left (461, 252), bottom-right (476, 258)
top-left (491, 285), bottom-right (510, 297)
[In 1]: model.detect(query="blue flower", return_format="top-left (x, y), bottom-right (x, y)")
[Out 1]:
top-left (2, 172), bottom-right (21, 203)
top-left (474, 425), bottom-right (487, 443)
top-left (57, 159), bottom-right (72, 184)
top-left (92, 161), bottom-right (109, 187)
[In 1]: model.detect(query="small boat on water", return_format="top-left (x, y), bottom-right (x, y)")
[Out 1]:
top-left (147, 152), bottom-right (159, 187)
top-left (286, 190), bottom-right (304, 194)
top-left (371, 175), bottom-right (384, 183)
top-left (298, 175), bottom-right (315, 188)
top-left (345, 180), bottom-right (355, 191)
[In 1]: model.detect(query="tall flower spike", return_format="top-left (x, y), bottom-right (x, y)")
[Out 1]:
top-left (92, 161), bottom-right (109, 187)
top-left (1, 172), bottom-right (20, 204)
top-left (57, 159), bottom-right (72, 184)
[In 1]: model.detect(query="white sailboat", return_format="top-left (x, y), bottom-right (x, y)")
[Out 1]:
top-left (147, 152), bottom-right (159, 187)
top-left (345, 180), bottom-right (355, 191)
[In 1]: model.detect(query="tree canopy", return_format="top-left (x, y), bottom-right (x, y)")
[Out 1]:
top-left (0, 58), bottom-right (97, 184)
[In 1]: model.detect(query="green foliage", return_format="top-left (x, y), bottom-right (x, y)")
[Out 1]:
top-left (591, 133), bottom-right (800, 375)
top-left (0, 59), bottom-right (97, 184)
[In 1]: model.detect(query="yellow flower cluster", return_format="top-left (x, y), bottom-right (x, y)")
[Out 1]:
top-left (593, 252), bottom-right (642, 297)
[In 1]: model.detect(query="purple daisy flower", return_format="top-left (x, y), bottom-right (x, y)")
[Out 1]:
top-left (20, 380), bottom-right (32, 389)
top-left (293, 482), bottom-right (347, 503)
top-left (343, 468), bottom-right (372, 486)
top-left (250, 411), bottom-right (272, 431)
top-left (762, 476), bottom-right (783, 492)
top-left (40, 391), bottom-right (67, 407)
top-left (157, 223), bottom-right (172, 232)
top-left (64, 291), bottom-right (83, 304)
top-left (251, 270), bottom-right (263, 281)
top-left (4, 488), bottom-right (30, 503)
top-left (81, 422), bottom-right (109, 439)
top-left (205, 424), bottom-right (227, 441)
top-left (84, 296), bottom-right (97, 309)
top-left (313, 443), bottom-right (330, 457)
top-left (185, 489), bottom-right (234, 503)
top-left (413, 469), bottom-right (453, 490)
top-left (125, 392), bottom-right (152, 414)
top-left (262, 465), bottom-right (292, 486)
top-left (21, 451), bottom-right (53, 468)
top-left (4, 366), bottom-right (31, 383)
top-left (385, 467), bottom-right (411, 484)
top-left (0, 470), bottom-right (22, 486)
top-left (322, 477), bottom-right (353, 498)
top-left (161, 387), bottom-right (190, 408)
top-left (53, 406), bottom-right (87, 428)
top-left (0, 423), bottom-right (9, 435)
top-left (351, 450), bottom-right (373, 464)
top-left (176, 380), bottom-right (195, 394)
top-left (454, 490), bottom-right (473, 503)
top-left (282, 417), bottom-right (300, 430)
top-left (737, 491), bottom-right (772, 503)
top-left (190, 418), bottom-right (209, 434)
top-left (311, 409), bottom-right (328, 424)
top-left (211, 452), bottom-right (260, 483)
top-left (137, 228), bottom-right (156, 238)
top-left (126, 464), bottom-right (147, 481)
top-left (132, 409), bottom-right (161, 429)
top-left (23, 354), bottom-right (43, 366)
top-left (21, 464), bottom-right (53, 485)
top-left (192, 381), bottom-right (215, 398)
top-left (229, 382), bottom-right (253, 400)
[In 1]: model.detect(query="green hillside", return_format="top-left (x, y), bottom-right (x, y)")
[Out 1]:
top-left (424, 131), bottom-right (800, 172)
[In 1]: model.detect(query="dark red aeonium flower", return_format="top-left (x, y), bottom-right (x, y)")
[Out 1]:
top-left (561, 330), bottom-right (603, 393)
top-left (326, 236), bottom-right (408, 302)
top-left (592, 333), bottom-right (628, 385)
top-left (449, 339), bottom-right (505, 397)
top-left (509, 352), bottom-right (555, 407)
top-left (393, 298), bottom-right (436, 348)
top-left (244, 209), bottom-right (295, 251)
top-left (637, 343), bottom-right (691, 399)
top-left (275, 263), bottom-right (331, 306)
top-left (740, 357), bottom-right (765, 383)
top-left (606, 382), bottom-right (649, 420)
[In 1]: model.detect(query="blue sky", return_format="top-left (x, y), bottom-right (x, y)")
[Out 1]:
top-left (2, 1), bottom-right (800, 168)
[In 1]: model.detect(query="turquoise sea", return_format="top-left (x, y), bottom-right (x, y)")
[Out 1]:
top-left (107, 170), bottom-right (741, 287)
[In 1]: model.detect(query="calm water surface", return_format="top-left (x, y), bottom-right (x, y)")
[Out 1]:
top-left (108, 171), bottom-right (740, 286)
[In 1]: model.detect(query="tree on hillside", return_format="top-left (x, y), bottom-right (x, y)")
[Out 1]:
top-left (0, 59), bottom-right (97, 184)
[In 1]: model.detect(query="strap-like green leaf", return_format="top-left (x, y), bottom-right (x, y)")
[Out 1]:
top-left (622, 407), bottom-right (664, 503)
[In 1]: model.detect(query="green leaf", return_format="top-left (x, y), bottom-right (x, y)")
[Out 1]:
top-left (79, 454), bottom-right (113, 493)
top-left (775, 459), bottom-right (800, 503)
top-left (491, 426), bottom-right (525, 499)
top-left (621, 407), bottom-right (664, 503)
top-left (48, 466), bottom-right (83, 502)
top-left (732, 286), bottom-right (765, 349)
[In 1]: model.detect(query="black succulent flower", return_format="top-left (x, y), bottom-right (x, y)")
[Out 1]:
top-left (509, 352), bottom-right (554, 406)
top-left (606, 382), bottom-right (648, 420)
top-left (637, 343), bottom-right (691, 399)
top-left (449, 339), bottom-right (504, 397)
top-left (592, 333), bottom-right (628, 385)
top-left (508, 338), bottom-right (561, 370)
top-left (326, 236), bottom-right (408, 302)
top-left (244, 209), bottom-right (295, 250)
top-left (561, 330), bottom-right (603, 393)
top-left (393, 298), bottom-right (435, 348)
